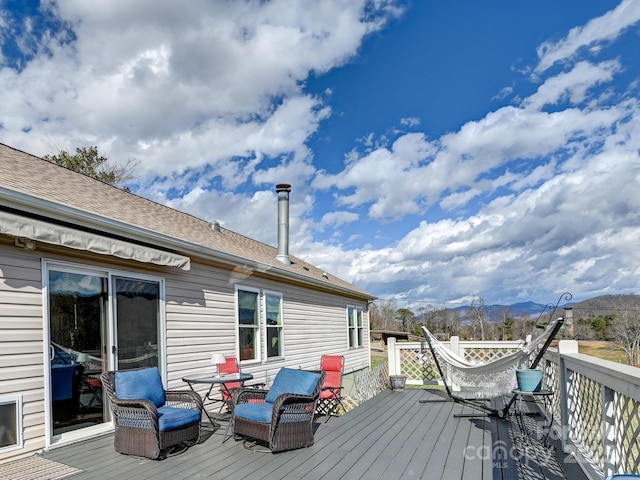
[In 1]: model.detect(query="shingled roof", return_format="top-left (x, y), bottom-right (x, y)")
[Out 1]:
top-left (0, 143), bottom-right (372, 300)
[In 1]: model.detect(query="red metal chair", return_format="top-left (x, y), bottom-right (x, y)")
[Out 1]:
top-left (219, 357), bottom-right (242, 407)
top-left (217, 357), bottom-right (264, 412)
top-left (317, 355), bottom-right (346, 422)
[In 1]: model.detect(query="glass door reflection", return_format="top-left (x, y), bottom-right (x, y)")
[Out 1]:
top-left (48, 271), bottom-right (107, 436)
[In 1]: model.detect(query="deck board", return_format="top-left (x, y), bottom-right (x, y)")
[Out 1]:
top-left (35, 388), bottom-right (590, 480)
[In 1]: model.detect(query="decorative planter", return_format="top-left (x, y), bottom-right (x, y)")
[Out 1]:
top-left (516, 369), bottom-right (543, 392)
top-left (390, 375), bottom-right (407, 391)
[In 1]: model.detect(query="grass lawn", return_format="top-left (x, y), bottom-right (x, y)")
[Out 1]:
top-left (370, 355), bottom-right (387, 368)
top-left (578, 340), bottom-right (628, 364)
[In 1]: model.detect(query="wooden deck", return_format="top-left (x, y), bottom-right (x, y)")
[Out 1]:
top-left (35, 388), bottom-right (590, 480)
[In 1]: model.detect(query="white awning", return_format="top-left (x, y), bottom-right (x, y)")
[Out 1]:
top-left (0, 210), bottom-right (191, 271)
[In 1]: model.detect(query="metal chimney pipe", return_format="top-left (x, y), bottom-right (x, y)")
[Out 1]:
top-left (275, 183), bottom-right (292, 265)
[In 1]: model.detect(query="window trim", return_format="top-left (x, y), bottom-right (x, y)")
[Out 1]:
top-left (235, 286), bottom-right (285, 364)
top-left (348, 305), bottom-right (364, 349)
top-left (0, 396), bottom-right (23, 453)
top-left (235, 286), bottom-right (261, 364)
top-left (263, 290), bottom-right (284, 360)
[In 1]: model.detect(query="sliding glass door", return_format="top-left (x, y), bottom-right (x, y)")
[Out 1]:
top-left (47, 264), bottom-right (162, 439)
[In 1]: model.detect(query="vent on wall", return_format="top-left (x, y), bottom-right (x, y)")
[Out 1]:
top-left (0, 395), bottom-right (23, 453)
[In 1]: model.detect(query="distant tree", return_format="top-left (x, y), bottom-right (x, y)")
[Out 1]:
top-left (369, 299), bottom-right (397, 331)
top-left (574, 318), bottom-right (597, 340)
top-left (416, 304), bottom-right (445, 335)
top-left (395, 308), bottom-right (415, 331)
top-left (502, 316), bottom-right (516, 341)
top-left (465, 296), bottom-right (488, 340)
top-left (512, 311), bottom-right (534, 339)
top-left (610, 310), bottom-right (640, 366)
top-left (587, 314), bottom-right (615, 339)
top-left (446, 309), bottom-right (463, 337)
top-left (44, 146), bottom-right (137, 189)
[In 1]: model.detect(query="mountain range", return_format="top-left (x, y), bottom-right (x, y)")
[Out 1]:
top-left (451, 294), bottom-right (640, 320)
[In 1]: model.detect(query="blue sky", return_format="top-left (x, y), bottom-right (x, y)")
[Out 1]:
top-left (1, 0), bottom-right (640, 309)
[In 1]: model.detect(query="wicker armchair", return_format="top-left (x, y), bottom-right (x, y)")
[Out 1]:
top-left (101, 367), bottom-right (203, 460)
top-left (232, 368), bottom-right (326, 453)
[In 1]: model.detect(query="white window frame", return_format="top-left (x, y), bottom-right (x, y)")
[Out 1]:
top-left (235, 286), bottom-right (285, 364)
top-left (348, 305), bottom-right (364, 349)
top-left (0, 396), bottom-right (23, 453)
top-left (263, 290), bottom-right (284, 360)
top-left (236, 286), bottom-right (261, 364)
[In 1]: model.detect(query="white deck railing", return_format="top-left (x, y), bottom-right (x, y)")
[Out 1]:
top-left (388, 336), bottom-right (640, 479)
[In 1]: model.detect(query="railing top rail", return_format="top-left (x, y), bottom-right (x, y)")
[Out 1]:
top-left (392, 339), bottom-right (528, 349)
top-left (554, 351), bottom-right (640, 402)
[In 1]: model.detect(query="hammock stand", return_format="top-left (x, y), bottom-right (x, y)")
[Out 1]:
top-left (419, 315), bottom-right (565, 418)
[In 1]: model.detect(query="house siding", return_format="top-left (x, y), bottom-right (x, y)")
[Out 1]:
top-left (0, 240), bottom-right (47, 462)
top-left (0, 237), bottom-right (370, 463)
top-left (162, 260), bottom-right (370, 393)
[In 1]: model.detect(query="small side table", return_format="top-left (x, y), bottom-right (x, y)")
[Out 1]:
top-left (182, 373), bottom-right (254, 429)
top-left (511, 389), bottom-right (554, 447)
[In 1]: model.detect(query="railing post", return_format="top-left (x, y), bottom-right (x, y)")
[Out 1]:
top-left (603, 385), bottom-right (617, 476)
top-left (450, 336), bottom-right (460, 357)
top-left (450, 336), bottom-right (460, 392)
top-left (558, 340), bottom-right (578, 454)
top-left (388, 337), bottom-right (398, 376)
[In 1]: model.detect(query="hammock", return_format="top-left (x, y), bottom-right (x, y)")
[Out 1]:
top-left (421, 316), bottom-right (563, 398)
top-left (420, 316), bottom-right (565, 417)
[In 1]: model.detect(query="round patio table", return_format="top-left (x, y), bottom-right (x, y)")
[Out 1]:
top-left (182, 372), bottom-right (254, 428)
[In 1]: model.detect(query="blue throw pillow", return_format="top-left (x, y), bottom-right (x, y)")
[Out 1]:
top-left (265, 368), bottom-right (321, 404)
top-left (115, 367), bottom-right (165, 408)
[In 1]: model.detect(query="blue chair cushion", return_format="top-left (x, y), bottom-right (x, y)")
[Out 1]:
top-left (115, 367), bottom-right (165, 408)
top-left (265, 368), bottom-right (321, 404)
top-left (157, 406), bottom-right (200, 431)
top-left (234, 402), bottom-right (273, 424)
top-left (51, 364), bottom-right (77, 402)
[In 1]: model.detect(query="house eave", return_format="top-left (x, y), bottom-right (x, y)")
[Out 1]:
top-left (0, 187), bottom-right (374, 302)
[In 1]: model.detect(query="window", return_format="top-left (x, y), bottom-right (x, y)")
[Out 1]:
top-left (237, 288), bottom-right (260, 361)
top-left (236, 287), bottom-right (284, 362)
top-left (348, 306), bottom-right (364, 348)
top-left (0, 396), bottom-right (23, 453)
top-left (264, 292), bottom-right (283, 359)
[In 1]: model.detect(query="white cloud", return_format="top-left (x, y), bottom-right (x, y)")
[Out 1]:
top-left (535, 0), bottom-right (640, 74)
top-left (320, 211), bottom-right (360, 228)
top-left (0, 0), bottom-right (400, 181)
top-left (524, 61), bottom-right (620, 110)
top-left (302, 22), bottom-right (640, 307)
top-left (307, 117), bottom-right (640, 306)
top-left (2, 0), bottom-right (640, 309)
top-left (400, 116), bottom-right (420, 127)
top-left (315, 95), bottom-right (633, 223)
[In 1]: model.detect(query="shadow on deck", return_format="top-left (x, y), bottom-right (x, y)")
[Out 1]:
top-left (23, 388), bottom-right (592, 480)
